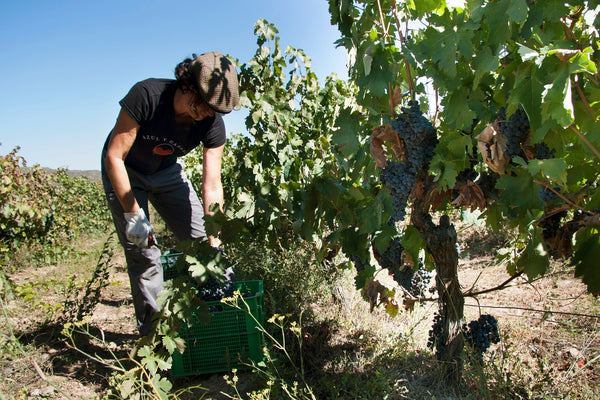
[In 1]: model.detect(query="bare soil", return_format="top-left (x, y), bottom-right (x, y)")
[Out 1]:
top-left (2, 228), bottom-right (599, 399)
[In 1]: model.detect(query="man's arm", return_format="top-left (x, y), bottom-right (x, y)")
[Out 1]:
top-left (202, 144), bottom-right (225, 248)
top-left (104, 109), bottom-right (140, 213)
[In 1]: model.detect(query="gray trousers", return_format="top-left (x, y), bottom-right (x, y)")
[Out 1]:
top-left (102, 162), bottom-right (206, 335)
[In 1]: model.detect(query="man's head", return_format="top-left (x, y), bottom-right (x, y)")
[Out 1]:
top-left (190, 51), bottom-right (239, 114)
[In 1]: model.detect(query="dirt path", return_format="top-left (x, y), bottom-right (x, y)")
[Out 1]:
top-left (3, 237), bottom-right (599, 399)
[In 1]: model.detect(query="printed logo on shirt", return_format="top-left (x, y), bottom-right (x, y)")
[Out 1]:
top-left (152, 143), bottom-right (175, 156)
top-left (143, 134), bottom-right (186, 154)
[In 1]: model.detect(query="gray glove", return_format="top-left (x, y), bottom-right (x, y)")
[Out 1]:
top-left (124, 209), bottom-right (155, 248)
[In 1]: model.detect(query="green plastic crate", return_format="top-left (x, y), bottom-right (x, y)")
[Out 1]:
top-left (171, 280), bottom-right (265, 376)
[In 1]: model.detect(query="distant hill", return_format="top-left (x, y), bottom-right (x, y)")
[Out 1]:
top-left (42, 167), bottom-right (102, 182)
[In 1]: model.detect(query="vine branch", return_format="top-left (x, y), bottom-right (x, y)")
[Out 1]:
top-left (391, 2), bottom-right (415, 99)
top-left (533, 179), bottom-right (588, 213)
top-left (561, 19), bottom-right (584, 49)
top-left (574, 78), bottom-right (595, 117)
top-left (463, 270), bottom-right (524, 297)
top-left (570, 124), bottom-right (600, 160)
top-left (388, 82), bottom-right (396, 119)
top-left (464, 303), bottom-right (600, 319)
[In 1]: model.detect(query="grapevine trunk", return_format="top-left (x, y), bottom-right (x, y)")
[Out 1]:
top-left (412, 197), bottom-right (464, 381)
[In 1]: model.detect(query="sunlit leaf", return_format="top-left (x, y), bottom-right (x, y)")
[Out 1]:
top-left (332, 108), bottom-right (361, 157)
top-left (541, 68), bottom-right (574, 128)
top-left (527, 158), bottom-right (567, 179)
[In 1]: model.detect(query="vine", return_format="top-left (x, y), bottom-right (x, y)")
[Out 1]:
top-left (0, 145), bottom-right (112, 263)
top-left (108, 2), bottom-right (600, 389)
top-left (328, 0), bottom-right (600, 380)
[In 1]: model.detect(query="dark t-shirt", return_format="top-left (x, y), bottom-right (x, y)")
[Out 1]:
top-left (102, 78), bottom-right (226, 175)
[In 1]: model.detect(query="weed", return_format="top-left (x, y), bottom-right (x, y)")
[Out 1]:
top-left (55, 232), bottom-right (115, 325)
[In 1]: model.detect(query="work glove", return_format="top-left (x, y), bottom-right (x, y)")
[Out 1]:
top-left (124, 209), bottom-right (156, 248)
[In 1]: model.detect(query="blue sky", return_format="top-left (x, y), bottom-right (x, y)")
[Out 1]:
top-left (0, 0), bottom-right (348, 170)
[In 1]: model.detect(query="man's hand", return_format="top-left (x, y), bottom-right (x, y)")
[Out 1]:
top-left (124, 209), bottom-right (155, 248)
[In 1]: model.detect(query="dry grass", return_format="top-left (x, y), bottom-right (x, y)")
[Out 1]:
top-left (1, 223), bottom-right (599, 399)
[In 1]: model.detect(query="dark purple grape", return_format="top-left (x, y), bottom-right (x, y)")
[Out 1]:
top-left (497, 106), bottom-right (530, 158)
top-left (380, 100), bottom-right (438, 225)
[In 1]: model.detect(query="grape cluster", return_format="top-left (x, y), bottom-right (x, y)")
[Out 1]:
top-left (497, 106), bottom-right (530, 158)
top-left (539, 210), bottom-right (566, 248)
top-left (538, 186), bottom-right (561, 203)
top-left (380, 162), bottom-right (414, 222)
top-left (379, 233), bottom-right (434, 297)
top-left (380, 100), bottom-right (438, 224)
top-left (428, 313), bottom-right (500, 360)
top-left (388, 258), bottom-right (433, 297)
top-left (463, 314), bottom-right (500, 358)
top-left (196, 267), bottom-right (237, 307)
top-left (534, 143), bottom-right (555, 160)
top-left (411, 265), bottom-right (434, 296)
top-left (475, 171), bottom-right (499, 195)
top-left (378, 236), bottom-right (404, 270)
top-left (427, 313), bottom-right (445, 360)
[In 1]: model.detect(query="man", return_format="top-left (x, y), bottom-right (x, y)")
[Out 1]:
top-left (101, 51), bottom-right (239, 335)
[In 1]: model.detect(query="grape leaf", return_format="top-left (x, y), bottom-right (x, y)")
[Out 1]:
top-left (537, 0), bottom-right (569, 20)
top-left (517, 241), bottom-right (548, 280)
top-left (586, 188), bottom-right (600, 211)
top-left (413, 0), bottom-right (447, 16)
top-left (473, 46), bottom-right (499, 72)
top-left (138, 345), bottom-right (171, 375)
top-left (430, 154), bottom-right (458, 191)
top-left (355, 263), bottom-right (377, 289)
top-left (496, 173), bottom-right (543, 219)
top-left (162, 335), bottom-right (186, 355)
top-left (429, 30), bottom-right (458, 78)
top-left (510, 63), bottom-right (544, 133)
top-left (562, 47), bottom-right (597, 74)
top-left (372, 224), bottom-right (398, 256)
top-left (328, 0), bottom-right (355, 36)
top-left (507, 0), bottom-right (528, 24)
top-left (527, 158), bottom-right (567, 179)
top-left (541, 66), bottom-right (574, 128)
top-left (155, 376), bottom-right (173, 398)
top-left (401, 225), bottom-right (426, 267)
top-left (482, 0), bottom-right (512, 46)
top-left (443, 88), bottom-right (478, 130)
top-left (120, 379), bottom-right (135, 398)
top-left (449, 133), bottom-right (474, 160)
top-left (332, 108), bottom-right (361, 158)
top-left (517, 44), bottom-right (539, 62)
top-left (358, 205), bottom-right (382, 234)
top-left (573, 227), bottom-right (600, 295)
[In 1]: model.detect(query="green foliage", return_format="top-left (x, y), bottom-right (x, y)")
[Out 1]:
top-left (328, 0), bottom-right (600, 293)
top-left (0, 146), bottom-right (112, 264)
top-left (60, 319), bottom-right (174, 400)
top-left (12, 278), bottom-right (63, 320)
top-left (184, 19), bottom-right (392, 282)
top-left (574, 225), bottom-right (600, 294)
top-left (228, 238), bottom-right (339, 318)
top-left (224, 313), bottom-right (317, 400)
